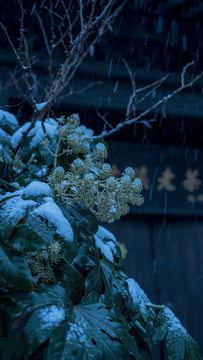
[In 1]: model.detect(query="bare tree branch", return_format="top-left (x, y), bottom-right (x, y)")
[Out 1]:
top-left (3, 0), bottom-right (126, 153)
top-left (94, 65), bottom-right (203, 139)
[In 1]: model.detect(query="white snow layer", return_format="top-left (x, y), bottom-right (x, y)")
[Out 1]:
top-left (23, 181), bottom-right (52, 198)
top-left (0, 109), bottom-right (18, 130)
top-left (0, 193), bottom-right (36, 228)
top-left (34, 198), bottom-right (73, 242)
top-left (35, 102), bottom-right (47, 111)
top-left (161, 307), bottom-right (187, 335)
top-left (94, 225), bottom-right (117, 262)
top-left (10, 122), bottom-right (30, 148)
top-left (11, 118), bottom-right (57, 148)
top-left (39, 305), bottom-right (65, 330)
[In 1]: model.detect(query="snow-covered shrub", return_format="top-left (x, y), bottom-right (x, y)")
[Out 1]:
top-left (0, 112), bottom-right (200, 360)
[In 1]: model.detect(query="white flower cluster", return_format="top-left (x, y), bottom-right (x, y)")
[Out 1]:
top-left (57, 114), bottom-right (93, 154)
top-left (48, 122), bottom-right (144, 222)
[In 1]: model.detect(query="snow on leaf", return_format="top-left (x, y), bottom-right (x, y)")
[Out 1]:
top-left (34, 198), bottom-right (73, 242)
top-left (94, 226), bottom-right (118, 262)
top-left (0, 193), bottom-right (36, 240)
top-left (127, 278), bottom-right (154, 323)
top-left (153, 307), bottom-right (201, 360)
top-left (39, 305), bottom-right (65, 329)
top-left (23, 181), bottom-right (53, 198)
top-left (23, 305), bottom-right (65, 356)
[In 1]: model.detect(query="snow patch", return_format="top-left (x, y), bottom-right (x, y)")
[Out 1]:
top-left (95, 225), bottom-right (116, 243)
top-left (35, 167), bottom-right (48, 178)
top-left (66, 320), bottom-right (88, 345)
top-left (35, 102), bottom-right (47, 111)
top-left (161, 307), bottom-right (187, 335)
top-left (34, 198), bottom-right (73, 242)
top-left (11, 118), bottom-right (57, 148)
top-left (10, 122), bottom-right (30, 148)
top-left (94, 226), bottom-right (117, 262)
top-left (23, 181), bottom-right (52, 198)
top-left (39, 305), bottom-right (65, 330)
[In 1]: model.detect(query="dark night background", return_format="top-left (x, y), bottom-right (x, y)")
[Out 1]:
top-left (0, 1), bottom-right (203, 359)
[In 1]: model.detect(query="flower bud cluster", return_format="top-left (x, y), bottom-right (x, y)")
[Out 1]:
top-left (28, 240), bottom-right (62, 283)
top-left (57, 114), bottom-right (93, 154)
top-left (48, 124), bottom-right (144, 222)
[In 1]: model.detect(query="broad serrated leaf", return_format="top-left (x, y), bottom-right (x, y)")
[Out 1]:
top-left (9, 224), bottom-right (46, 252)
top-left (23, 305), bottom-right (66, 356)
top-left (0, 244), bottom-right (33, 291)
top-left (46, 299), bottom-right (142, 360)
top-left (70, 203), bottom-right (98, 235)
top-left (12, 284), bottom-right (70, 317)
top-left (153, 307), bottom-right (201, 360)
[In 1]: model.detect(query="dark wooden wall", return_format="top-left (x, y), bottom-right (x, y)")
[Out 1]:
top-left (106, 214), bottom-right (203, 358)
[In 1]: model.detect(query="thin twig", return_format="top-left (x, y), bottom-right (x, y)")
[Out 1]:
top-left (96, 107), bottom-right (113, 130)
top-left (34, 9), bottom-right (51, 55)
top-left (79, 0), bottom-right (84, 32)
top-left (136, 73), bottom-right (169, 104)
top-left (123, 58), bottom-right (137, 119)
top-left (57, 81), bottom-right (103, 102)
top-left (181, 60), bottom-right (195, 87)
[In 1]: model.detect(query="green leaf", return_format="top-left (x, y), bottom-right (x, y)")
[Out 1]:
top-left (70, 203), bottom-right (98, 235)
top-left (0, 244), bottom-right (33, 291)
top-left (55, 256), bottom-right (85, 289)
top-left (46, 299), bottom-right (142, 360)
top-left (153, 307), bottom-right (201, 360)
top-left (9, 224), bottom-right (46, 252)
top-left (12, 284), bottom-right (70, 317)
top-left (85, 257), bottom-right (128, 304)
top-left (23, 305), bottom-right (66, 356)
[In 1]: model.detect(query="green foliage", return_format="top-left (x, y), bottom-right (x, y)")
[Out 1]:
top-left (0, 112), bottom-right (201, 360)
top-left (0, 244), bottom-right (33, 291)
top-left (153, 307), bottom-right (201, 360)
